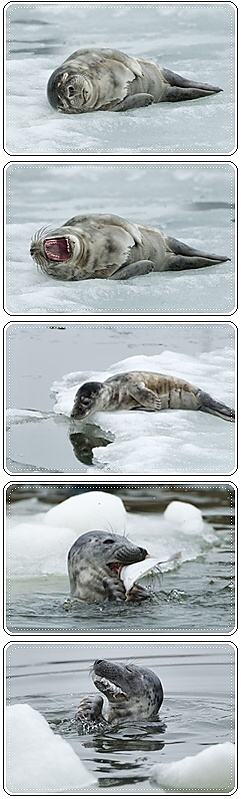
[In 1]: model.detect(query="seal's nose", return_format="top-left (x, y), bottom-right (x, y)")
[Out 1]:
top-left (30, 244), bottom-right (35, 255)
top-left (140, 548), bottom-right (148, 558)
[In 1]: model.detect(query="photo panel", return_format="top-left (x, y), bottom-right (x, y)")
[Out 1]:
top-left (5, 642), bottom-right (236, 794)
top-left (4, 2), bottom-right (236, 156)
top-left (5, 322), bottom-right (236, 475)
top-left (5, 162), bottom-right (236, 316)
top-left (4, 481), bottom-right (236, 636)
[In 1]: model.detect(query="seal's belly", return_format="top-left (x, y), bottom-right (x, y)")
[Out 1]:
top-left (126, 60), bottom-right (166, 102)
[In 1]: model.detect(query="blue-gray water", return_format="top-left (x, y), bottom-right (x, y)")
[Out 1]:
top-left (6, 484), bottom-right (235, 635)
top-left (6, 644), bottom-right (235, 793)
top-left (6, 323), bottom-right (235, 475)
top-left (6, 164), bottom-right (235, 315)
top-left (5, 3), bottom-right (235, 155)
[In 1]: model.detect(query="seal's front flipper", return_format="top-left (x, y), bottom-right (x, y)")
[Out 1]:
top-left (129, 383), bottom-right (164, 411)
top-left (166, 236), bottom-right (230, 270)
top-left (197, 390), bottom-right (235, 423)
top-left (112, 93), bottom-right (153, 111)
top-left (111, 259), bottom-right (155, 280)
top-left (127, 584), bottom-right (150, 602)
top-left (76, 695), bottom-right (104, 723)
top-left (162, 68), bottom-right (222, 100)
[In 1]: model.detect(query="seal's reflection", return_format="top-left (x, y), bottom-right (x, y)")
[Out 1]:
top-left (81, 720), bottom-right (166, 787)
top-left (69, 422), bottom-right (113, 465)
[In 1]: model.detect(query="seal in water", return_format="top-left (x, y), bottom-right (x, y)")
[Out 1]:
top-left (68, 530), bottom-right (149, 603)
top-left (47, 48), bottom-right (222, 114)
top-left (71, 371), bottom-right (234, 423)
top-left (30, 213), bottom-right (230, 281)
top-left (76, 659), bottom-right (164, 727)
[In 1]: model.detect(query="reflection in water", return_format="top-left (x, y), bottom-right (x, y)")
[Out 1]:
top-left (69, 422), bottom-right (113, 465)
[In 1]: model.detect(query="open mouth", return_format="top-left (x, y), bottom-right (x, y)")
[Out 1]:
top-left (108, 562), bottom-right (122, 576)
top-left (93, 674), bottom-right (127, 700)
top-left (43, 237), bottom-right (71, 263)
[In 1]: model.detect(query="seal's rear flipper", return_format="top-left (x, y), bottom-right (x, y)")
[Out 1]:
top-left (198, 390), bottom-right (235, 422)
top-left (162, 68), bottom-right (222, 100)
top-left (166, 236), bottom-right (230, 270)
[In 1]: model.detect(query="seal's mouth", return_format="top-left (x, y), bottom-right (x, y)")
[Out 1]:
top-left (43, 237), bottom-right (71, 263)
top-left (92, 671), bottom-right (128, 702)
top-left (108, 562), bottom-right (122, 576)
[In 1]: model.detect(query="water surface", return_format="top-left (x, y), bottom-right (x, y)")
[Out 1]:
top-left (6, 644), bottom-right (235, 793)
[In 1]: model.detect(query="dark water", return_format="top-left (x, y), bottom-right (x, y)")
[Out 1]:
top-left (6, 484), bottom-right (235, 634)
top-left (6, 645), bottom-right (235, 793)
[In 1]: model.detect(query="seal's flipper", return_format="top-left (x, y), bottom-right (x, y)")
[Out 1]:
top-left (111, 259), bottom-right (155, 280)
top-left (129, 384), bottom-right (165, 411)
top-left (76, 695), bottom-right (104, 722)
top-left (166, 236), bottom-right (230, 269)
top-left (127, 584), bottom-right (150, 602)
top-left (112, 93), bottom-right (153, 111)
top-left (162, 67), bottom-right (222, 98)
top-left (197, 390), bottom-right (235, 422)
top-left (164, 86), bottom-right (221, 101)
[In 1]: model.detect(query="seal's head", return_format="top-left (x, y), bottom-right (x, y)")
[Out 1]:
top-left (68, 530), bottom-right (148, 602)
top-left (47, 67), bottom-right (94, 113)
top-left (71, 381), bottom-right (105, 420)
top-left (92, 660), bottom-right (163, 721)
top-left (30, 226), bottom-right (85, 280)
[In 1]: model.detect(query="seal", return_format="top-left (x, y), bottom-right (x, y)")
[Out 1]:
top-left (47, 48), bottom-right (222, 114)
top-left (30, 213), bottom-right (230, 281)
top-left (67, 530), bottom-right (149, 603)
top-left (76, 659), bottom-right (164, 728)
top-left (70, 371), bottom-right (235, 423)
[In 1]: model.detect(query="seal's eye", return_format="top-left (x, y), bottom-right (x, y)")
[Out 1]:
top-left (82, 88), bottom-right (89, 102)
top-left (68, 85), bottom-right (75, 98)
top-left (103, 538), bottom-right (114, 545)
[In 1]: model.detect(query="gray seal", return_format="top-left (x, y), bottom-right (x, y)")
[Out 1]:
top-left (76, 659), bottom-right (163, 727)
top-left (68, 530), bottom-right (149, 603)
top-left (71, 371), bottom-right (235, 423)
top-left (30, 213), bottom-right (229, 281)
top-left (47, 48), bottom-right (222, 113)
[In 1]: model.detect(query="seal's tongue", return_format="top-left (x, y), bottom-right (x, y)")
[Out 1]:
top-left (44, 237), bottom-right (70, 262)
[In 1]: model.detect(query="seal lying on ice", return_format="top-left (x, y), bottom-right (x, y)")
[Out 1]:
top-left (47, 48), bottom-right (222, 114)
top-left (70, 371), bottom-right (235, 423)
top-left (30, 213), bottom-right (229, 281)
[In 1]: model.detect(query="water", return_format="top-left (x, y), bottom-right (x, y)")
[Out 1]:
top-left (6, 163), bottom-right (235, 315)
top-left (6, 323), bottom-right (235, 474)
top-left (5, 3), bottom-right (235, 155)
top-left (6, 484), bottom-right (235, 634)
top-left (6, 644), bottom-right (235, 793)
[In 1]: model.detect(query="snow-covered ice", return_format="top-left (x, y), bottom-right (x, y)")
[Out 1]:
top-left (6, 164), bottom-right (235, 315)
top-left (5, 3), bottom-right (235, 155)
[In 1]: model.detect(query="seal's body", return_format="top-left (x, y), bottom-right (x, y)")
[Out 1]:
top-left (67, 530), bottom-right (149, 603)
top-left (30, 213), bottom-right (229, 281)
top-left (70, 371), bottom-right (235, 423)
top-left (76, 659), bottom-right (164, 727)
top-left (47, 48), bottom-right (222, 114)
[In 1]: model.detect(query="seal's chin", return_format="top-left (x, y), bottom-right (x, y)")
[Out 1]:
top-left (43, 236), bottom-right (71, 263)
